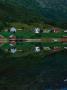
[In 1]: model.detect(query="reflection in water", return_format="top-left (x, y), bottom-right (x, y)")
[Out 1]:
top-left (0, 49), bottom-right (67, 89)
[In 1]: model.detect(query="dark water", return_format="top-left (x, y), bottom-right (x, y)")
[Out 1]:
top-left (0, 50), bottom-right (67, 90)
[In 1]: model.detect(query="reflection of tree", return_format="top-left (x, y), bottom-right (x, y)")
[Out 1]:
top-left (0, 48), bottom-right (5, 57)
top-left (2, 0), bottom-right (8, 4)
top-left (0, 50), bottom-right (66, 90)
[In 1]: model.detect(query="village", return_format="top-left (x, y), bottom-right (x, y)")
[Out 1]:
top-left (0, 26), bottom-right (67, 54)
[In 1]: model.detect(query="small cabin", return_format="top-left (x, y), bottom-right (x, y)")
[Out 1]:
top-left (43, 29), bottom-right (51, 33)
top-left (52, 38), bottom-right (59, 42)
top-left (52, 28), bottom-right (60, 33)
top-left (64, 30), bottom-right (67, 33)
top-left (10, 27), bottom-right (16, 33)
top-left (34, 28), bottom-right (41, 34)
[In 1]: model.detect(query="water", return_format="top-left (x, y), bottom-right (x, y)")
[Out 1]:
top-left (0, 50), bottom-right (66, 89)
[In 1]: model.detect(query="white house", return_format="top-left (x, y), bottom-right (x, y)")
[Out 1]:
top-left (35, 46), bottom-right (40, 52)
top-left (34, 28), bottom-right (40, 34)
top-left (52, 38), bottom-right (59, 42)
top-left (64, 79), bottom-right (67, 82)
top-left (64, 30), bottom-right (67, 33)
top-left (43, 29), bottom-right (51, 33)
top-left (10, 27), bottom-right (16, 33)
top-left (64, 47), bottom-right (67, 49)
top-left (43, 47), bottom-right (51, 50)
top-left (10, 48), bottom-right (17, 54)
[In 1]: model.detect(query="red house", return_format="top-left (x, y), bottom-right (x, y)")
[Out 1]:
top-left (9, 35), bottom-right (16, 45)
top-left (52, 28), bottom-right (60, 33)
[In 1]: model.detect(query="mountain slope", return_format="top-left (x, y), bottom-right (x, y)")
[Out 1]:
top-left (36, 0), bottom-right (67, 22)
top-left (0, 0), bottom-right (67, 27)
top-left (0, 0), bottom-right (44, 22)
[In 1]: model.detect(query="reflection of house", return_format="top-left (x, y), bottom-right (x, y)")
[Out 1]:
top-left (9, 35), bottom-right (16, 46)
top-left (60, 38), bottom-right (67, 42)
top-left (10, 27), bottom-right (16, 33)
top-left (10, 48), bottom-right (16, 54)
top-left (52, 38), bottom-right (59, 42)
top-left (9, 41), bottom-right (16, 46)
top-left (43, 47), bottom-right (51, 50)
top-left (35, 47), bottom-right (40, 52)
top-left (53, 47), bottom-right (61, 52)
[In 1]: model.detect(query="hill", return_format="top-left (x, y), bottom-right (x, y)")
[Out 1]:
top-left (0, 0), bottom-right (44, 23)
top-left (0, 0), bottom-right (67, 27)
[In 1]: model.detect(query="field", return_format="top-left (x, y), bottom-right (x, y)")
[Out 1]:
top-left (0, 23), bottom-right (67, 57)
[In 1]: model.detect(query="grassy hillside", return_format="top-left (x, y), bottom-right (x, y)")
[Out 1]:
top-left (0, 0), bottom-right (44, 23)
top-left (0, 0), bottom-right (67, 28)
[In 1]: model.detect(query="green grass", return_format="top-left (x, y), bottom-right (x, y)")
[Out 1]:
top-left (0, 23), bottom-right (67, 56)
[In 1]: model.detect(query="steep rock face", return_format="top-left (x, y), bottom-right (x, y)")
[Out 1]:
top-left (0, 0), bottom-right (67, 26)
top-left (0, 0), bottom-right (44, 22)
top-left (36, 0), bottom-right (67, 22)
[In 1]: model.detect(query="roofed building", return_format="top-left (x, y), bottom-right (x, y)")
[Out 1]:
top-left (10, 27), bottom-right (16, 33)
top-left (52, 28), bottom-right (60, 33)
top-left (34, 28), bottom-right (42, 34)
top-left (9, 35), bottom-right (16, 46)
top-left (64, 30), bottom-right (67, 33)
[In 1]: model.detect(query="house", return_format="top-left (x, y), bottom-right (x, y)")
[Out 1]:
top-left (52, 28), bottom-right (60, 33)
top-left (43, 29), bottom-right (51, 33)
top-left (64, 30), bottom-right (67, 33)
top-left (34, 28), bottom-right (41, 34)
top-left (9, 41), bottom-right (16, 46)
top-left (52, 38), bottom-right (59, 42)
top-left (35, 46), bottom-right (40, 52)
top-left (10, 27), bottom-right (16, 33)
